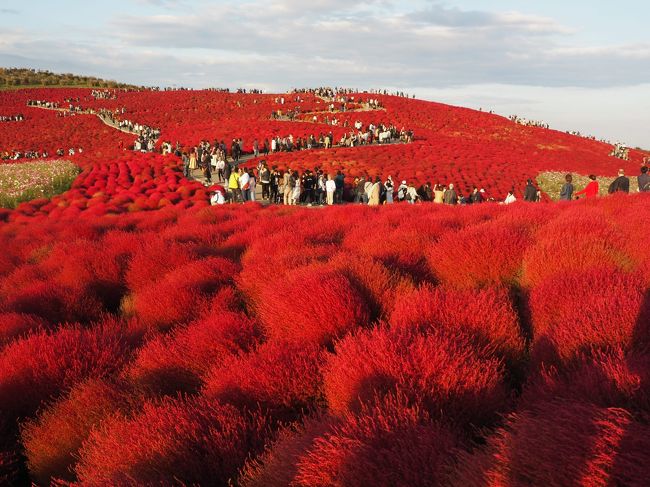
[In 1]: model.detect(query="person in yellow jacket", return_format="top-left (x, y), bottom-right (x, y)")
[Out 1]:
top-left (228, 170), bottom-right (240, 203)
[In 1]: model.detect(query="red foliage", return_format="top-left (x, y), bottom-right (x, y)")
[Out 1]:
top-left (0, 321), bottom-right (137, 418)
top-left (450, 400), bottom-right (650, 487)
top-left (294, 393), bottom-right (460, 487)
top-left (0, 313), bottom-right (48, 348)
top-left (528, 268), bottom-right (649, 368)
top-left (521, 348), bottom-right (650, 415)
top-left (522, 206), bottom-right (634, 287)
top-left (21, 378), bottom-right (138, 484)
top-left (323, 326), bottom-right (508, 428)
top-left (74, 396), bottom-right (267, 486)
top-left (130, 256), bottom-right (239, 330)
top-left (240, 417), bottom-right (334, 487)
top-left (203, 341), bottom-right (324, 421)
top-left (125, 311), bottom-right (260, 395)
top-left (256, 266), bottom-right (371, 346)
top-left (427, 217), bottom-right (533, 289)
top-left (389, 284), bottom-right (526, 367)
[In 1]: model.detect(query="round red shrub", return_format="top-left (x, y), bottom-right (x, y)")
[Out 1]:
top-left (21, 378), bottom-right (138, 484)
top-left (74, 396), bottom-right (267, 486)
top-left (0, 322), bottom-right (136, 419)
top-left (0, 313), bottom-right (48, 348)
top-left (256, 267), bottom-right (371, 346)
top-left (3, 280), bottom-right (104, 325)
top-left (294, 393), bottom-right (460, 487)
top-left (323, 326), bottom-right (508, 428)
top-left (450, 400), bottom-right (650, 487)
top-left (389, 284), bottom-right (526, 367)
top-left (427, 219), bottom-right (532, 289)
top-left (521, 208), bottom-right (634, 287)
top-left (125, 311), bottom-right (261, 395)
top-left (529, 268), bottom-right (649, 368)
top-left (203, 341), bottom-right (324, 421)
top-left (131, 256), bottom-right (239, 330)
top-left (240, 417), bottom-right (334, 487)
top-left (521, 348), bottom-right (650, 415)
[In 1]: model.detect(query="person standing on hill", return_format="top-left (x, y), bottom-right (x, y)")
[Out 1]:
top-left (260, 163), bottom-right (271, 200)
top-left (443, 184), bottom-right (458, 205)
top-left (384, 176), bottom-right (394, 204)
top-left (608, 169), bottom-right (630, 194)
top-left (326, 174), bottom-right (336, 205)
top-left (368, 177), bottom-right (381, 206)
top-left (334, 171), bottom-right (345, 204)
top-left (575, 174), bottom-right (599, 199)
top-left (559, 174), bottom-right (574, 201)
top-left (433, 184), bottom-right (445, 204)
top-left (638, 166), bottom-right (650, 192)
top-left (523, 179), bottom-right (538, 202)
top-left (283, 169), bottom-right (293, 205)
top-left (239, 168), bottom-right (251, 202)
top-left (228, 169), bottom-right (240, 203)
top-left (470, 187), bottom-right (483, 203)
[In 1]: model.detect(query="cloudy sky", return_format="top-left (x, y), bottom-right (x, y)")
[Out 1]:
top-left (1, 0), bottom-right (648, 147)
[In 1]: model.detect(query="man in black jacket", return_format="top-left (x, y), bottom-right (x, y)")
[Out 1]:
top-left (523, 179), bottom-right (538, 202)
top-left (608, 169), bottom-right (630, 194)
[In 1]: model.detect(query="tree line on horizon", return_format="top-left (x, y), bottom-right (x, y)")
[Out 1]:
top-left (0, 68), bottom-right (138, 89)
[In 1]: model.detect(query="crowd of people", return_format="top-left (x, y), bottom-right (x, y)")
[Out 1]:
top-left (0, 147), bottom-right (82, 161)
top-left (609, 143), bottom-right (630, 161)
top-left (204, 157), bottom-right (650, 207)
top-left (508, 115), bottom-right (550, 129)
top-left (556, 167), bottom-right (650, 201)
top-left (0, 114), bottom-right (24, 122)
top-left (27, 99), bottom-right (62, 109)
top-left (91, 89), bottom-right (118, 100)
top-left (290, 87), bottom-right (415, 100)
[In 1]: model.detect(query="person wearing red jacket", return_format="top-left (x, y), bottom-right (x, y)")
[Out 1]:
top-left (575, 174), bottom-right (599, 198)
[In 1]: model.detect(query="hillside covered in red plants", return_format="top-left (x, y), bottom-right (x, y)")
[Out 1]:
top-left (1, 86), bottom-right (650, 485)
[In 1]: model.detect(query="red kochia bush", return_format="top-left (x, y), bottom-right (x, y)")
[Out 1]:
top-left (256, 267), bottom-right (371, 346)
top-left (240, 417), bottom-right (335, 487)
top-left (427, 219), bottom-right (532, 289)
top-left (2, 280), bottom-right (104, 326)
top-left (521, 348), bottom-right (650, 415)
top-left (521, 207), bottom-right (634, 287)
top-left (131, 256), bottom-right (239, 330)
top-left (0, 313), bottom-right (48, 348)
top-left (450, 400), bottom-right (650, 487)
top-left (74, 396), bottom-right (267, 486)
top-left (294, 393), bottom-right (460, 487)
top-left (323, 326), bottom-right (508, 428)
top-left (203, 341), bottom-right (324, 421)
top-left (21, 378), bottom-right (138, 484)
top-left (125, 311), bottom-right (261, 395)
top-left (389, 285), bottom-right (526, 366)
top-left (0, 322), bottom-right (136, 419)
top-left (529, 268), bottom-right (649, 368)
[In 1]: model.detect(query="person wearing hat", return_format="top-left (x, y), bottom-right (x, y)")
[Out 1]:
top-left (397, 180), bottom-right (408, 202)
top-left (210, 188), bottom-right (225, 205)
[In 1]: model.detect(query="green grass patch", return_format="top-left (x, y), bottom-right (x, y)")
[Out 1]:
top-left (537, 171), bottom-right (640, 201)
top-left (0, 160), bottom-right (79, 209)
